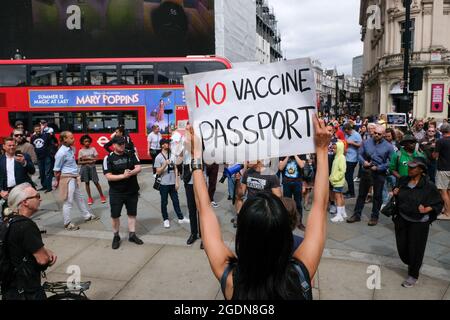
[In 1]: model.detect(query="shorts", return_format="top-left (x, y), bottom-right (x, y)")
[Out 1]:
top-left (436, 171), bottom-right (450, 190)
top-left (80, 166), bottom-right (99, 183)
top-left (110, 193), bottom-right (139, 218)
top-left (332, 186), bottom-right (344, 193)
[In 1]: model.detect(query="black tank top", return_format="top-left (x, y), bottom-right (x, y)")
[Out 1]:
top-left (220, 259), bottom-right (312, 300)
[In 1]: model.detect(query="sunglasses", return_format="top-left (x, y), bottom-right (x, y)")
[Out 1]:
top-left (374, 132), bottom-right (383, 136)
top-left (14, 134), bottom-right (24, 137)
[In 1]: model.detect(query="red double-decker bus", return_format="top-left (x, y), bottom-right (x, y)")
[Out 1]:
top-left (0, 56), bottom-right (231, 160)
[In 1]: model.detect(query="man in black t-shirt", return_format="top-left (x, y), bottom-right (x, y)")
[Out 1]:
top-left (1, 183), bottom-right (57, 300)
top-left (31, 124), bottom-right (55, 193)
top-left (103, 136), bottom-right (143, 250)
top-left (434, 123), bottom-right (450, 220)
top-left (235, 160), bottom-right (282, 214)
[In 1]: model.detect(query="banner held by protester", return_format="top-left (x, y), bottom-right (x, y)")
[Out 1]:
top-left (184, 58), bottom-right (317, 164)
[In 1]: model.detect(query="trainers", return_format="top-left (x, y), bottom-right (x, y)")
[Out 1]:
top-left (227, 196), bottom-right (232, 201)
top-left (341, 210), bottom-right (348, 219)
top-left (85, 215), bottom-right (100, 222)
top-left (211, 201), bottom-right (219, 208)
top-left (200, 241), bottom-right (204, 250)
top-left (401, 276), bottom-right (418, 288)
top-left (100, 195), bottom-right (107, 204)
top-left (64, 223), bottom-right (80, 231)
top-left (346, 215), bottom-right (361, 223)
top-left (329, 205), bottom-right (337, 214)
top-left (354, 177), bottom-right (360, 182)
top-left (331, 213), bottom-right (344, 223)
top-left (187, 234), bottom-right (198, 246)
top-left (129, 234), bottom-right (144, 245)
top-left (87, 197), bottom-right (94, 205)
top-left (164, 220), bottom-right (170, 229)
top-left (112, 235), bottom-right (121, 250)
top-left (344, 194), bottom-right (355, 199)
top-left (437, 214), bottom-right (450, 221)
top-left (178, 217), bottom-right (190, 224)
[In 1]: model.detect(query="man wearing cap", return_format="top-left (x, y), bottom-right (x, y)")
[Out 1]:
top-left (390, 134), bottom-right (424, 179)
top-left (40, 120), bottom-right (54, 135)
top-left (154, 138), bottom-right (190, 229)
top-left (433, 123), bottom-right (450, 220)
top-left (31, 124), bottom-right (54, 193)
top-left (103, 136), bottom-right (144, 250)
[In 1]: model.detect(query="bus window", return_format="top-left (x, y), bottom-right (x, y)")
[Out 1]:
top-left (121, 64), bottom-right (155, 85)
top-left (0, 65), bottom-right (27, 87)
top-left (156, 62), bottom-right (192, 85)
top-left (8, 112), bottom-right (29, 130)
top-left (86, 112), bottom-right (119, 133)
top-left (66, 64), bottom-right (82, 86)
top-left (192, 61), bottom-right (228, 74)
top-left (66, 112), bottom-right (84, 133)
top-left (30, 65), bottom-right (64, 86)
top-left (122, 111), bottom-right (138, 132)
top-left (84, 65), bottom-right (118, 85)
top-left (31, 112), bottom-right (66, 132)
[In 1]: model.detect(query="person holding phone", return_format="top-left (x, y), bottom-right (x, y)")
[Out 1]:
top-left (0, 137), bottom-right (36, 216)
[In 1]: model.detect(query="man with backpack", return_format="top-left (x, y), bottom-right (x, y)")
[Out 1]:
top-left (0, 183), bottom-right (57, 300)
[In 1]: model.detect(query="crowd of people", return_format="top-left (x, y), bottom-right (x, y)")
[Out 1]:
top-left (0, 113), bottom-right (449, 300)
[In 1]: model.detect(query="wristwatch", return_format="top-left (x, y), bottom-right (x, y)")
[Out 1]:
top-left (191, 159), bottom-right (203, 171)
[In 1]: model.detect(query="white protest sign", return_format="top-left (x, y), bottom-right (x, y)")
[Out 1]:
top-left (183, 58), bottom-right (317, 164)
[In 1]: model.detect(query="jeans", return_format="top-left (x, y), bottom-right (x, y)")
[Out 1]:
top-left (353, 170), bottom-right (385, 219)
top-left (227, 175), bottom-right (235, 199)
top-left (38, 156), bottom-right (53, 191)
top-left (427, 160), bottom-right (437, 184)
top-left (160, 185), bottom-right (184, 221)
top-left (185, 184), bottom-right (200, 237)
top-left (283, 181), bottom-right (303, 218)
top-left (382, 175), bottom-right (397, 204)
top-left (62, 178), bottom-right (92, 225)
top-left (345, 162), bottom-right (358, 196)
top-left (206, 164), bottom-right (219, 202)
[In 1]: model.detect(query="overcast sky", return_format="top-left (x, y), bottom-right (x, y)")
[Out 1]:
top-left (270, 0), bottom-right (363, 75)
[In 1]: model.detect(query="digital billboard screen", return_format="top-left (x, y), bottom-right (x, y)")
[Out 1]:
top-left (0, 0), bottom-right (215, 59)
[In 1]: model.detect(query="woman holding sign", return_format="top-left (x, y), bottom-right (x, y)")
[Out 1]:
top-left (188, 115), bottom-right (331, 300)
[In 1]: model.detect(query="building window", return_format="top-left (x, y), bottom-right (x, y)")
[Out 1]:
top-left (400, 19), bottom-right (415, 52)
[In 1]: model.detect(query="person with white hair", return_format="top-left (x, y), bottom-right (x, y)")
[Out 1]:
top-left (1, 183), bottom-right (57, 300)
top-left (347, 125), bottom-right (394, 226)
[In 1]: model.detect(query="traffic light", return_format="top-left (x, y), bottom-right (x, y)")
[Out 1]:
top-left (409, 68), bottom-right (423, 91)
top-left (339, 90), bottom-right (347, 102)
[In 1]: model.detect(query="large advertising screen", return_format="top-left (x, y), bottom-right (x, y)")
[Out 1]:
top-left (0, 0), bottom-right (215, 59)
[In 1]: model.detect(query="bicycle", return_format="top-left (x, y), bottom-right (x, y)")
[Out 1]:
top-left (43, 281), bottom-right (91, 300)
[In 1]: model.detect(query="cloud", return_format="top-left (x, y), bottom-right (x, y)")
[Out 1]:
top-left (270, 0), bottom-right (363, 75)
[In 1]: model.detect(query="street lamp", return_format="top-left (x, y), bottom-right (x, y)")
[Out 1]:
top-left (335, 74), bottom-right (345, 116)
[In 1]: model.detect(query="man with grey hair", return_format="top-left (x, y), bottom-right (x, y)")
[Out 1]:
top-left (433, 123), bottom-right (450, 220)
top-left (1, 183), bottom-right (57, 300)
top-left (347, 125), bottom-right (394, 226)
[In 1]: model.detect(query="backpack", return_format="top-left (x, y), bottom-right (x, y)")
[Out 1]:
top-left (0, 215), bottom-right (28, 287)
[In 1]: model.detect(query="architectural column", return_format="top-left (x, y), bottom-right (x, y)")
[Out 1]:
top-left (431, 0), bottom-right (444, 49)
top-left (380, 78), bottom-right (389, 115)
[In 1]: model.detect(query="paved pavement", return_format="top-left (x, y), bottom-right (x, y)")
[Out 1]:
top-left (31, 166), bottom-right (450, 300)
